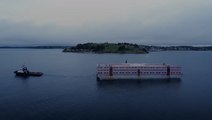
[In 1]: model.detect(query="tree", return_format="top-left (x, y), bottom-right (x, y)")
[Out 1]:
top-left (118, 46), bottom-right (126, 51)
top-left (93, 45), bottom-right (105, 52)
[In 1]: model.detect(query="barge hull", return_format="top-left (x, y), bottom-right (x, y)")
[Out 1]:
top-left (97, 75), bottom-right (182, 80)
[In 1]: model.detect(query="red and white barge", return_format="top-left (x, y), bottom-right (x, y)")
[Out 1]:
top-left (97, 63), bottom-right (182, 80)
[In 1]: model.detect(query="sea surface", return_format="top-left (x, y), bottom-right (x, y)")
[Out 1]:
top-left (0, 49), bottom-right (212, 120)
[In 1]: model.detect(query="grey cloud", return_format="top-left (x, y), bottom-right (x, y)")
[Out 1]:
top-left (0, 6), bottom-right (212, 46)
top-left (0, 20), bottom-right (71, 45)
top-left (0, 0), bottom-right (212, 46)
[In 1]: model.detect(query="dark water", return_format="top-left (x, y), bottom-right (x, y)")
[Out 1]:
top-left (0, 49), bottom-right (212, 120)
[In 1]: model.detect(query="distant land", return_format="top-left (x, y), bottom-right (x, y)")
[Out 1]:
top-left (63, 43), bottom-right (212, 54)
top-left (63, 43), bottom-right (149, 54)
top-left (0, 46), bottom-right (68, 49)
top-left (140, 45), bottom-right (212, 52)
top-left (143, 45), bottom-right (212, 52)
top-left (1, 43), bottom-right (212, 53)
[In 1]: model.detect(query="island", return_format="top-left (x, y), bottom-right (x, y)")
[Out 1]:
top-left (63, 43), bottom-right (149, 54)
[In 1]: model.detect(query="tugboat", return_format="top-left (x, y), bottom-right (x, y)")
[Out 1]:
top-left (14, 66), bottom-right (43, 77)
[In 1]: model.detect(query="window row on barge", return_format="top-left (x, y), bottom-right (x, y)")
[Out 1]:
top-left (96, 63), bottom-right (182, 80)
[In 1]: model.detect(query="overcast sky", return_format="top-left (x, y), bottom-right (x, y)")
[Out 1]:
top-left (0, 0), bottom-right (212, 45)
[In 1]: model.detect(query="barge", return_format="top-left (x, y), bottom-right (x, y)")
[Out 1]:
top-left (97, 63), bottom-right (182, 80)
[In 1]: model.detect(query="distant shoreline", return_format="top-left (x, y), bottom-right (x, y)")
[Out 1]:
top-left (1, 43), bottom-right (212, 52)
top-left (0, 46), bottom-right (68, 49)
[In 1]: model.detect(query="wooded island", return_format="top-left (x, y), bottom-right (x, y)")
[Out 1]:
top-left (63, 43), bottom-right (149, 54)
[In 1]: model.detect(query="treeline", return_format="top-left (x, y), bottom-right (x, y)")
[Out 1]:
top-left (63, 42), bottom-right (148, 53)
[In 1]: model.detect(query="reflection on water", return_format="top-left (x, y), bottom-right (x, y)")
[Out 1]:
top-left (14, 75), bottom-right (30, 80)
top-left (97, 79), bottom-right (181, 90)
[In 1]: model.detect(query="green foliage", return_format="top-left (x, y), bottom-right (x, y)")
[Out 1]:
top-left (118, 46), bottom-right (126, 51)
top-left (64, 42), bottom-right (148, 54)
top-left (93, 45), bottom-right (105, 52)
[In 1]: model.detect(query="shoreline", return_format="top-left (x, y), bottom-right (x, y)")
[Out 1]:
top-left (0, 44), bottom-right (212, 52)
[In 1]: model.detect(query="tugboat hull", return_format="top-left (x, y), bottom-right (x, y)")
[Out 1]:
top-left (14, 71), bottom-right (43, 77)
top-left (28, 72), bottom-right (43, 76)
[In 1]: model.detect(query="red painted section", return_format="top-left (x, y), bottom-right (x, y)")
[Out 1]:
top-left (137, 69), bottom-right (140, 76)
top-left (167, 66), bottom-right (170, 76)
top-left (109, 66), bottom-right (113, 76)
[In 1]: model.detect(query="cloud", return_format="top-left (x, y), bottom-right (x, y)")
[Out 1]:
top-left (0, 20), bottom-right (69, 45)
top-left (0, 0), bottom-right (212, 45)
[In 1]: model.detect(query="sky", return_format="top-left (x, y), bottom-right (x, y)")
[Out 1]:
top-left (0, 0), bottom-right (212, 46)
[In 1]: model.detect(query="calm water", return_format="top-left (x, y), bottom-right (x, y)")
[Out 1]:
top-left (0, 49), bottom-right (212, 120)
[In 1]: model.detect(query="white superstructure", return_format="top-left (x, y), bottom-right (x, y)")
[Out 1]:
top-left (97, 63), bottom-right (182, 80)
